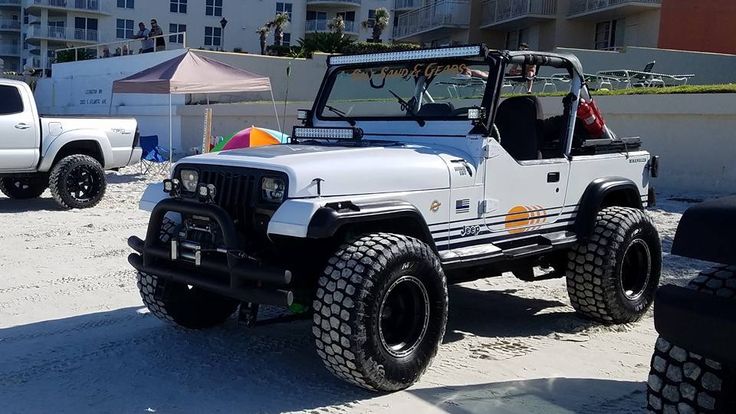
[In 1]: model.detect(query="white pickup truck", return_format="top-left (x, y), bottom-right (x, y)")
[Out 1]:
top-left (0, 79), bottom-right (142, 209)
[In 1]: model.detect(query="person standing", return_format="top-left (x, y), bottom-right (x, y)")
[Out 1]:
top-left (149, 19), bottom-right (166, 52)
top-left (134, 22), bottom-right (153, 53)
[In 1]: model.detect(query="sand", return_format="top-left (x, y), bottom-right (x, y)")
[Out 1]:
top-left (0, 167), bottom-right (716, 413)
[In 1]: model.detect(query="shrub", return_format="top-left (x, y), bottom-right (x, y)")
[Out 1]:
top-left (298, 32), bottom-right (355, 56)
top-left (341, 42), bottom-right (421, 55)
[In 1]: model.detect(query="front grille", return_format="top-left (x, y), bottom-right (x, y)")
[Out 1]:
top-left (175, 164), bottom-right (286, 238)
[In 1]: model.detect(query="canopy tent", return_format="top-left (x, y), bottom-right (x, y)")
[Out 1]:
top-left (111, 50), bottom-right (280, 161)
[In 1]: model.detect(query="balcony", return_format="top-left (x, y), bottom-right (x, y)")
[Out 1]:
top-left (0, 18), bottom-right (20, 30)
top-left (568, 0), bottom-right (661, 20)
top-left (306, 0), bottom-right (360, 7)
top-left (0, 44), bottom-right (20, 55)
top-left (0, 0), bottom-right (21, 6)
top-left (480, 0), bottom-right (556, 29)
top-left (393, 0), bottom-right (470, 41)
top-left (26, 25), bottom-right (98, 44)
top-left (25, 0), bottom-right (108, 15)
top-left (305, 19), bottom-right (357, 34)
top-left (394, 0), bottom-right (422, 11)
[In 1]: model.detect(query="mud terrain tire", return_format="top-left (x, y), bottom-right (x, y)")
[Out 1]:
top-left (312, 233), bottom-right (448, 392)
top-left (49, 154), bottom-right (106, 209)
top-left (0, 176), bottom-right (48, 199)
top-left (137, 217), bottom-right (239, 329)
top-left (566, 206), bottom-right (662, 323)
top-left (647, 266), bottom-right (736, 413)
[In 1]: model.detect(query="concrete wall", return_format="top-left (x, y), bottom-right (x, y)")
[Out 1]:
top-left (555, 46), bottom-right (736, 85)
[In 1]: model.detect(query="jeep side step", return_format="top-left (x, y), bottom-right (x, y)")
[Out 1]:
top-left (440, 230), bottom-right (577, 270)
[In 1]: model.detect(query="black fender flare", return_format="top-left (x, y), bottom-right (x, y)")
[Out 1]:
top-left (306, 200), bottom-right (436, 251)
top-left (574, 177), bottom-right (643, 239)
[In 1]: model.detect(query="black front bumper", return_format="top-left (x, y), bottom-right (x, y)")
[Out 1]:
top-left (654, 285), bottom-right (736, 365)
top-left (128, 198), bottom-right (294, 306)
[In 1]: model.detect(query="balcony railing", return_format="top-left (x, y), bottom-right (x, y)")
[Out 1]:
top-left (393, 0), bottom-right (470, 39)
top-left (568, 0), bottom-right (661, 16)
top-left (394, 0), bottom-right (421, 9)
top-left (306, 0), bottom-right (361, 5)
top-left (0, 18), bottom-right (21, 30)
top-left (0, 0), bottom-right (21, 5)
top-left (27, 25), bottom-right (99, 42)
top-left (28, 0), bottom-right (103, 12)
top-left (481, 0), bottom-right (556, 27)
top-left (0, 45), bottom-right (20, 55)
top-left (305, 19), bottom-right (357, 33)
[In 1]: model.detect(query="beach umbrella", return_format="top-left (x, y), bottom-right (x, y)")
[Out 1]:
top-left (214, 126), bottom-right (288, 152)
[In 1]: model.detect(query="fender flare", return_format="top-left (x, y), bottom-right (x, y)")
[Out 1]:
top-left (574, 177), bottom-right (643, 238)
top-left (38, 130), bottom-right (113, 172)
top-left (305, 200), bottom-right (436, 250)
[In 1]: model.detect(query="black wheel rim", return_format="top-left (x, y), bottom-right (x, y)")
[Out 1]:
top-left (11, 179), bottom-right (31, 191)
top-left (378, 275), bottom-right (430, 358)
top-left (620, 238), bottom-right (652, 300)
top-left (65, 165), bottom-right (99, 202)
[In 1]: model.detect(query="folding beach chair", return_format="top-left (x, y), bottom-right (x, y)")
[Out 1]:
top-left (139, 135), bottom-right (170, 175)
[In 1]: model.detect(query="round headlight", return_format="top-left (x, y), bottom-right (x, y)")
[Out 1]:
top-left (261, 177), bottom-right (285, 202)
top-left (180, 169), bottom-right (199, 192)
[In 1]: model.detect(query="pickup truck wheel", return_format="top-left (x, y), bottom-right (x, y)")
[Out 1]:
top-left (0, 176), bottom-right (48, 199)
top-left (49, 155), bottom-right (106, 209)
top-left (646, 266), bottom-right (736, 413)
top-left (136, 217), bottom-right (239, 329)
top-left (312, 233), bottom-right (448, 392)
top-left (566, 206), bottom-right (662, 324)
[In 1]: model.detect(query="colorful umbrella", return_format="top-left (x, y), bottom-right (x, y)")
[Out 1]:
top-left (212, 126), bottom-right (289, 152)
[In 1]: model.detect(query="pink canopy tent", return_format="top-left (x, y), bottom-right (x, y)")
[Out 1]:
top-left (111, 50), bottom-right (280, 161)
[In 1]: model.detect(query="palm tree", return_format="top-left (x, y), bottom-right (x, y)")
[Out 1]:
top-left (272, 12), bottom-right (290, 46)
top-left (372, 8), bottom-right (389, 42)
top-left (328, 15), bottom-right (345, 37)
top-left (256, 25), bottom-right (270, 55)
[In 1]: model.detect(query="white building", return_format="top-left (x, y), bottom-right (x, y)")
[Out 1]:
top-left (0, 0), bottom-right (397, 73)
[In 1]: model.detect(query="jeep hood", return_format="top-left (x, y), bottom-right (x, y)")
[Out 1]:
top-left (178, 144), bottom-right (453, 198)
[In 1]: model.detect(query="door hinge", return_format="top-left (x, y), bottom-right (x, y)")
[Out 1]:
top-left (479, 199), bottom-right (499, 214)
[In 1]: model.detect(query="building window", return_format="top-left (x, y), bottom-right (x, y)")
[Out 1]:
top-left (505, 28), bottom-right (528, 49)
top-left (283, 33), bottom-right (291, 46)
top-left (336, 11), bottom-right (355, 22)
top-left (117, 0), bottom-right (134, 8)
top-left (75, 17), bottom-right (98, 41)
top-left (169, 23), bottom-right (186, 43)
top-left (170, 0), bottom-right (187, 14)
top-left (205, 0), bottom-right (222, 16)
top-left (204, 26), bottom-right (222, 47)
top-left (276, 2), bottom-right (292, 20)
top-left (116, 19), bottom-right (135, 39)
top-left (595, 20), bottom-right (618, 50)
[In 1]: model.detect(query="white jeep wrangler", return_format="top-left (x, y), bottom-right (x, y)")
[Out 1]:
top-left (129, 46), bottom-right (661, 391)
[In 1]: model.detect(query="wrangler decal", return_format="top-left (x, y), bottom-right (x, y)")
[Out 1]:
top-left (505, 205), bottom-right (548, 234)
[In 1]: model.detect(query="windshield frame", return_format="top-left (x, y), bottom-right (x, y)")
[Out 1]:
top-left (313, 56), bottom-right (500, 124)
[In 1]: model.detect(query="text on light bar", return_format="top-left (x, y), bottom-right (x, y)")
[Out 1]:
top-left (293, 127), bottom-right (357, 140)
top-left (329, 45), bottom-right (483, 66)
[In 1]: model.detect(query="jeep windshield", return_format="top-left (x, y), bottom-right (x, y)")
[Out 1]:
top-left (318, 60), bottom-right (491, 122)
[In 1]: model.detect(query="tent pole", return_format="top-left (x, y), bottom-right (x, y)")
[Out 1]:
top-left (270, 88), bottom-right (282, 134)
top-left (169, 93), bottom-right (173, 164)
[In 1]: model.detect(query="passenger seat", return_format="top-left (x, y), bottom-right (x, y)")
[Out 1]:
top-left (494, 96), bottom-right (544, 161)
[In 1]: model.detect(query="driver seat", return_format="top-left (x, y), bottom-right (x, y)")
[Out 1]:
top-left (494, 96), bottom-right (544, 161)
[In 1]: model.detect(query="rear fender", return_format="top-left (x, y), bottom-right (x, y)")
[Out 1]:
top-left (39, 130), bottom-right (113, 171)
top-left (574, 177), bottom-right (643, 238)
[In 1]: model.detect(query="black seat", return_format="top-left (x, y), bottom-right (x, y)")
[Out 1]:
top-left (417, 102), bottom-right (454, 117)
top-left (494, 96), bottom-right (544, 161)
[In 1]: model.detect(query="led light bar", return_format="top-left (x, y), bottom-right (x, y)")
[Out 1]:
top-left (292, 127), bottom-right (360, 140)
top-left (329, 45), bottom-right (484, 66)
